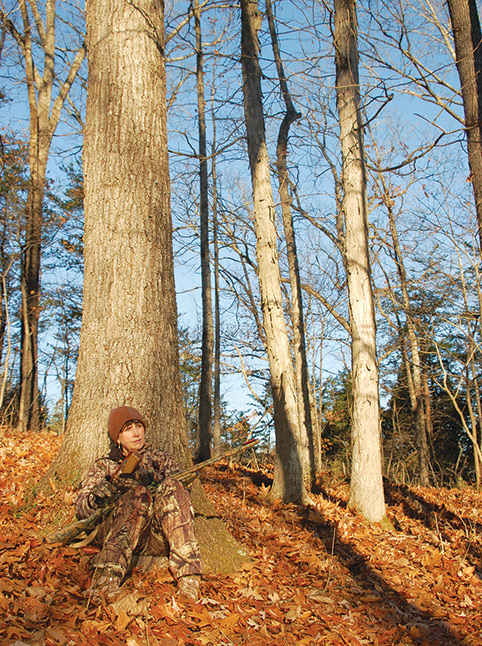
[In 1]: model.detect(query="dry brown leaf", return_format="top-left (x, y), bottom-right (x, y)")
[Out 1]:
top-left (110, 590), bottom-right (148, 617)
top-left (45, 626), bottom-right (68, 645)
top-left (219, 611), bottom-right (241, 630)
top-left (126, 637), bottom-right (145, 646)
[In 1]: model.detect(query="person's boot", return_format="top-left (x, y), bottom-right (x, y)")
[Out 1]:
top-left (88, 567), bottom-right (123, 606)
top-left (177, 575), bottom-right (201, 601)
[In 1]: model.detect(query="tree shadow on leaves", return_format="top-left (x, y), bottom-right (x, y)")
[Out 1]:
top-left (383, 481), bottom-right (482, 573)
top-left (298, 503), bottom-right (472, 646)
top-left (226, 468), bottom-right (475, 646)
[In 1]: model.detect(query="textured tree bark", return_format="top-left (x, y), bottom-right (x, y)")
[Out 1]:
top-left (447, 0), bottom-right (482, 246)
top-left (194, 0), bottom-right (214, 462)
top-left (53, 0), bottom-right (186, 473)
top-left (48, 0), bottom-right (248, 572)
top-left (240, 0), bottom-right (310, 504)
top-left (334, 0), bottom-right (386, 522)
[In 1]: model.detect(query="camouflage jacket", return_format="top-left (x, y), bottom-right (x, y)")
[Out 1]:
top-left (75, 444), bottom-right (179, 520)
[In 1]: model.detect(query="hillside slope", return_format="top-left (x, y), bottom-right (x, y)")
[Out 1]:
top-left (0, 429), bottom-right (481, 645)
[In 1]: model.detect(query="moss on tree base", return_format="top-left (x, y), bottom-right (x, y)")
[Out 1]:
top-left (190, 481), bottom-right (250, 574)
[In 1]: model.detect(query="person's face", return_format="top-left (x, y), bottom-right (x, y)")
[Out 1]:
top-left (118, 420), bottom-right (145, 454)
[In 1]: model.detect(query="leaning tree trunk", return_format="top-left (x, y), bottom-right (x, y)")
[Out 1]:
top-left (334, 0), bottom-right (386, 523)
top-left (266, 0), bottom-right (316, 483)
top-left (240, 0), bottom-right (311, 504)
top-left (447, 0), bottom-right (482, 247)
top-left (48, 0), bottom-right (248, 574)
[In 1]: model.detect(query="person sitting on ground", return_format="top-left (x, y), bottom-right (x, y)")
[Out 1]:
top-left (75, 405), bottom-right (203, 604)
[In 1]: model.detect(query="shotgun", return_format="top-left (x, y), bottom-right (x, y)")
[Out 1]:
top-left (45, 438), bottom-right (258, 545)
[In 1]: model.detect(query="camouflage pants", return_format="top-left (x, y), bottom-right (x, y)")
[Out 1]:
top-left (93, 477), bottom-right (202, 583)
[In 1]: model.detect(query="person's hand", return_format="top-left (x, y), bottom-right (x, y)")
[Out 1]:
top-left (134, 469), bottom-right (155, 487)
top-left (90, 477), bottom-right (118, 506)
top-left (115, 472), bottom-right (140, 493)
top-left (117, 469), bottom-right (156, 487)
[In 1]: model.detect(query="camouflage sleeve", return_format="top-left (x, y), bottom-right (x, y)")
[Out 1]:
top-left (75, 457), bottom-right (118, 519)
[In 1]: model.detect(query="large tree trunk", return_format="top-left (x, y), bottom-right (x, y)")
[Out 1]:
top-left (240, 0), bottom-right (310, 504)
top-left (334, 0), bottom-right (386, 522)
top-left (53, 0), bottom-right (185, 473)
top-left (447, 0), bottom-right (482, 246)
top-left (49, 0), bottom-right (247, 573)
top-left (194, 0), bottom-right (213, 462)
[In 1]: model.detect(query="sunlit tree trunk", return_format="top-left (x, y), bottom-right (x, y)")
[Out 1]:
top-left (240, 0), bottom-right (310, 504)
top-left (266, 0), bottom-right (315, 485)
top-left (334, 0), bottom-right (386, 522)
top-left (52, 0), bottom-right (186, 473)
top-left (447, 0), bottom-right (482, 246)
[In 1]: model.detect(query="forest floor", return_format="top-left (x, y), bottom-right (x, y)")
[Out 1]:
top-left (1, 429), bottom-right (482, 646)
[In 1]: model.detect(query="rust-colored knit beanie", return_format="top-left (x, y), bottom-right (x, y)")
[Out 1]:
top-left (108, 406), bottom-right (146, 443)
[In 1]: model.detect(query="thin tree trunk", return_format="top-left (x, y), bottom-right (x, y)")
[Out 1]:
top-left (456, 232), bottom-right (482, 486)
top-left (18, 151), bottom-right (47, 432)
top-left (474, 256), bottom-right (482, 475)
top-left (334, 0), bottom-right (386, 522)
top-left (240, 0), bottom-right (310, 504)
top-left (265, 0), bottom-right (315, 486)
top-left (0, 271), bottom-right (13, 413)
top-left (194, 0), bottom-right (213, 462)
top-left (211, 85), bottom-right (222, 457)
top-left (381, 186), bottom-right (430, 485)
top-left (422, 367), bottom-right (433, 440)
top-left (447, 0), bottom-right (482, 246)
top-left (465, 361), bottom-right (481, 489)
top-left (455, 239), bottom-right (482, 488)
top-left (469, 354), bottom-right (482, 489)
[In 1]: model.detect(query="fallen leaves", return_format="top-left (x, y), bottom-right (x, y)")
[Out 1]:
top-left (1, 428), bottom-right (482, 645)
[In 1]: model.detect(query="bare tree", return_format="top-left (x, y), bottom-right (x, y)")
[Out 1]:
top-left (333, 0), bottom-right (386, 522)
top-left (265, 0), bottom-right (316, 480)
top-left (1, 0), bottom-right (85, 431)
top-left (240, 0), bottom-right (311, 503)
